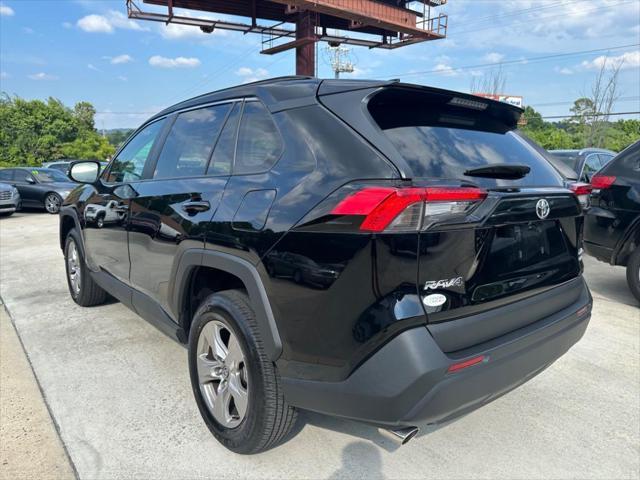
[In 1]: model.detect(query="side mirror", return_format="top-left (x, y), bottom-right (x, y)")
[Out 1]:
top-left (70, 161), bottom-right (100, 184)
top-left (25, 177), bottom-right (36, 184)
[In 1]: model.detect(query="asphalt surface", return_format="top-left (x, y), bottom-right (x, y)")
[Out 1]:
top-left (0, 211), bottom-right (638, 480)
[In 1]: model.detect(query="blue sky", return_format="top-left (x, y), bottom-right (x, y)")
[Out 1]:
top-left (1, 0), bottom-right (638, 129)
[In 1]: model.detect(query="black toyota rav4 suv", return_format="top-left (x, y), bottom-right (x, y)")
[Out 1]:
top-left (60, 77), bottom-right (592, 454)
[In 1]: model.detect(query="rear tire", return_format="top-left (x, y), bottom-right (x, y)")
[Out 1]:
top-left (64, 229), bottom-right (108, 307)
top-left (626, 247), bottom-right (640, 302)
top-left (188, 290), bottom-right (297, 454)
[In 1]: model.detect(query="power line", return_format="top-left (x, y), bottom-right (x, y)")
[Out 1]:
top-left (531, 96), bottom-right (640, 108)
top-left (542, 111), bottom-right (640, 119)
top-left (450, 0), bottom-right (635, 37)
top-left (376, 43), bottom-right (640, 80)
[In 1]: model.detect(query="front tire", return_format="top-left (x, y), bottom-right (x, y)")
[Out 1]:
top-left (64, 229), bottom-right (108, 307)
top-left (626, 247), bottom-right (640, 302)
top-left (44, 193), bottom-right (62, 214)
top-left (188, 290), bottom-right (297, 454)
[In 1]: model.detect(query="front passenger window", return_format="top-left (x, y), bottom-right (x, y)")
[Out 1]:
top-left (582, 155), bottom-right (600, 182)
top-left (106, 119), bottom-right (166, 183)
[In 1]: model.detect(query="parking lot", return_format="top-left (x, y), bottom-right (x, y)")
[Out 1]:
top-left (1, 211), bottom-right (638, 479)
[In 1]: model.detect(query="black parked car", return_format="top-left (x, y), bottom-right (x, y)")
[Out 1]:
top-left (60, 77), bottom-right (592, 454)
top-left (549, 148), bottom-right (616, 183)
top-left (0, 167), bottom-right (77, 213)
top-left (583, 140), bottom-right (640, 301)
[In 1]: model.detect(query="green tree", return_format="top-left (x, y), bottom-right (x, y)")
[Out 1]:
top-left (74, 101), bottom-right (96, 131)
top-left (0, 94), bottom-right (114, 166)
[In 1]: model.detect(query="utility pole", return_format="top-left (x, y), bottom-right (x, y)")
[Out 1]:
top-left (326, 43), bottom-right (354, 79)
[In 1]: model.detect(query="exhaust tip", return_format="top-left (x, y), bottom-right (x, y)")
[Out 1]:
top-left (378, 426), bottom-right (419, 445)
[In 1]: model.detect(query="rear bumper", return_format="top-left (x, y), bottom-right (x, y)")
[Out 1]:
top-left (282, 277), bottom-right (591, 427)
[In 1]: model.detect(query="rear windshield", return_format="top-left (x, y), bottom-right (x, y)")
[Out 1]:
top-left (368, 88), bottom-right (563, 187)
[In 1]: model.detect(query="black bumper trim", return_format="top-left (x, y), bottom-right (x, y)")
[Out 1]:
top-left (281, 277), bottom-right (591, 427)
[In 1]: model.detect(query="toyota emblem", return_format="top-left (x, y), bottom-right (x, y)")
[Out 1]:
top-left (536, 198), bottom-right (550, 220)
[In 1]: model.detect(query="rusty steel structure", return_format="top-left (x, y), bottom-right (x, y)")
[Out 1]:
top-left (126, 0), bottom-right (448, 76)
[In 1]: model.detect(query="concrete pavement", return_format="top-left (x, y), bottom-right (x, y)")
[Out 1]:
top-left (0, 305), bottom-right (75, 480)
top-left (0, 211), bottom-right (638, 479)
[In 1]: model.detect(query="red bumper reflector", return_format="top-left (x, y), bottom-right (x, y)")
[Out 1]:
top-left (447, 355), bottom-right (486, 373)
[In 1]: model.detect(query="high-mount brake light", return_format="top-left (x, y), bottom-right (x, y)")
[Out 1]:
top-left (330, 186), bottom-right (487, 232)
top-left (590, 175), bottom-right (616, 189)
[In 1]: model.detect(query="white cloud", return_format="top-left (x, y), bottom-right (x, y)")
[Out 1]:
top-left (433, 63), bottom-right (458, 77)
top-left (149, 55), bottom-right (201, 68)
top-left (235, 67), bottom-right (268, 80)
top-left (117, 75), bottom-right (128, 81)
top-left (111, 54), bottom-right (133, 65)
top-left (581, 51), bottom-right (640, 70)
top-left (0, 71), bottom-right (9, 79)
top-left (483, 52), bottom-right (505, 63)
top-left (77, 10), bottom-right (147, 34)
top-left (554, 66), bottom-right (574, 75)
top-left (0, 4), bottom-right (14, 16)
top-left (28, 72), bottom-right (58, 81)
top-left (88, 63), bottom-right (100, 72)
top-left (77, 14), bottom-right (113, 33)
top-left (62, 22), bottom-right (72, 29)
top-left (22, 27), bottom-right (34, 34)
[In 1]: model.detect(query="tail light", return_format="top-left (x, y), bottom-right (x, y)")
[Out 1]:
top-left (569, 182), bottom-right (592, 209)
top-left (590, 175), bottom-right (616, 189)
top-left (331, 186), bottom-right (487, 232)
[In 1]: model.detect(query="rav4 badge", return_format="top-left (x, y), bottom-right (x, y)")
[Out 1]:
top-left (424, 277), bottom-right (463, 290)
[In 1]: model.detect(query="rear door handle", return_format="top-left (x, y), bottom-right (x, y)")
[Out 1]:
top-left (182, 200), bottom-right (210, 213)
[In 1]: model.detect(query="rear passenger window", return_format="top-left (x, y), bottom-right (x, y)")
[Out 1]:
top-left (154, 104), bottom-right (231, 179)
top-left (208, 103), bottom-right (240, 176)
top-left (0, 170), bottom-right (13, 181)
top-left (234, 101), bottom-right (283, 175)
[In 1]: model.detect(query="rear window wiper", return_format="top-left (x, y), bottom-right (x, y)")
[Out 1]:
top-left (464, 164), bottom-right (531, 180)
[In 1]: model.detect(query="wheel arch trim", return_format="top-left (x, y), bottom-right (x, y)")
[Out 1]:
top-left (173, 249), bottom-right (283, 360)
top-left (59, 206), bottom-right (84, 254)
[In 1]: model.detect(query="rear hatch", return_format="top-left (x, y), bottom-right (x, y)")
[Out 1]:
top-left (319, 82), bottom-right (584, 351)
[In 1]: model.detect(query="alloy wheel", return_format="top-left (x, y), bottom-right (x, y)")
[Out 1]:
top-left (45, 194), bottom-right (61, 213)
top-left (67, 239), bottom-right (81, 296)
top-left (196, 319), bottom-right (249, 428)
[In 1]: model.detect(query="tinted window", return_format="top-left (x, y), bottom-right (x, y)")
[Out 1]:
top-left (48, 163), bottom-right (69, 173)
top-left (0, 170), bottom-right (13, 181)
top-left (107, 119), bottom-right (165, 183)
top-left (32, 169), bottom-right (69, 182)
top-left (154, 104), bottom-right (231, 179)
top-left (550, 152), bottom-right (580, 171)
top-left (598, 154), bottom-right (614, 167)
top-left (13, 170), bottom-right (34, 183)
top-left (603, 142), bottom-right (640, 175)
top-left (370, 90), bottom-right (561, 187)
top-left (582, 154), bottom-right (601, 182)
top-left (208, 103), bottom-right (240, 176)
top-left (234, 101), bottom-right (282, 175)
top-left (381, 127), bottom-right (561, 187)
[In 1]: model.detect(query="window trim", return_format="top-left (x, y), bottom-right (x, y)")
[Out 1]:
top-left (105, 99), bottom-right (246, 185)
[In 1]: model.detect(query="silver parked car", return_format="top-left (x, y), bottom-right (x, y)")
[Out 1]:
top-left (0, 182), bottom-right (21, 217)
